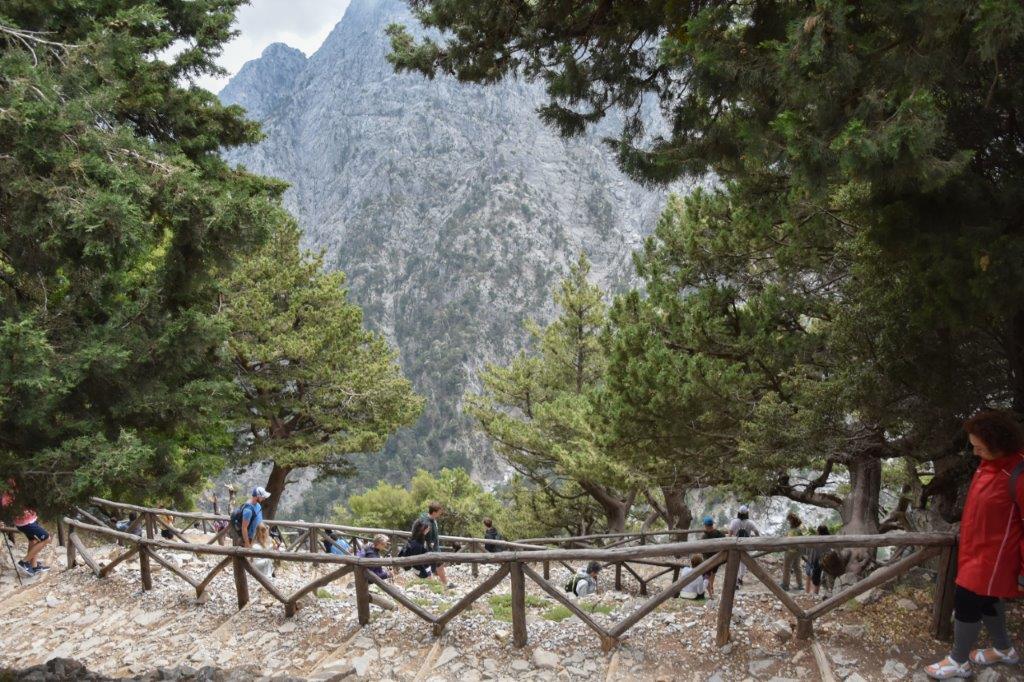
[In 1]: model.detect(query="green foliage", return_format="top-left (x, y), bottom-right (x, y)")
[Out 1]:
top-left (338, 467), bottom-right (502, 538)
top-left (488, 594), bottom-right (550, 621)
top-left (467, 255), bottom-right (637, 532)
top-left (391, 0), bottom-right (1024, 528)
top-left (0, 1), bottom-right (285, 513)
top-left (222, 221), bottom-right (423, 514)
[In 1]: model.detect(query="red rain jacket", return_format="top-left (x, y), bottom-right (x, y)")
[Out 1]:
top-left (956, 452), bottom-right (1024, 598)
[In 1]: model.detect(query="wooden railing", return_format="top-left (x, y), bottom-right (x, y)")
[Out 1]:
top-left (60, 502), bottom-right (958, 652)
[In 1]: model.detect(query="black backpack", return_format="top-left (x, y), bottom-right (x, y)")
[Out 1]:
top-left (230, 502), bottom-right (257, 533)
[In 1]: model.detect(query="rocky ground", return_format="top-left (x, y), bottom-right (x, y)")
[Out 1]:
top-left (1, 534), bottom-right (1022, 681)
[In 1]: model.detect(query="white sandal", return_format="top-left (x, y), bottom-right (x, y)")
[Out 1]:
top-left (970, 647), bottom-right (1019, 665)
top-left (924, 656), bottom-right (972, 679)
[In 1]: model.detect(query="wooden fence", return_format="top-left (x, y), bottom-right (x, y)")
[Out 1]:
top-left (58, 500), bottom-right (959, 652)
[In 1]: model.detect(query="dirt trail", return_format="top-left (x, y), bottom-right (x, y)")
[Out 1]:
top-left (1, 537), bottom-right (1021, 681)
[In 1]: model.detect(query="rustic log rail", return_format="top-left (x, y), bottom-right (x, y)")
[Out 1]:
top-left (62, 509), bottom-right (957, 651)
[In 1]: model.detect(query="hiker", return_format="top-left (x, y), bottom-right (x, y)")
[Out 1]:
top-left (398, 516), bottom-right (434, 579)
top-left (566, 561), bottom-right (601, 598)
top-left (413, 502), bottom-right (451, 588)
top-left (0, 483), bottom-right (50, 576)
top-left (357, 534), bottom-right (392, 581)
top-left (804, 525), bottom-right (830, 596)
top-left (324, 530), bottom-right (353, 556)
top-left (701, 516), bottom-right (725, 597)
top-left (115, 512), bottom-right (143, 537)
top-left (231, 486), bottom-right (270, 548)
top-left (728, 505), bottom-right (760, 586)
top-left (483, 517), bottom-right (502, 552)
top-left (925, 410), bottom-right (1024, 680)
top-left (781, 512), bottom-right (804, 592)
top-left (678, 555), bottom-right (707, 601)
top-left (158, 513), bottom-right (177, 540)
top-left (250, 523), bottom-right (275, 578)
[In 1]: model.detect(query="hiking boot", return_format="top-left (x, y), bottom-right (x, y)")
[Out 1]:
top-left (924, 656), bottom-right (972, 679)
top-left (32, 563), bottom-right (51, 572)
top-left (970, 647), bottom-right (1019, 666)
top-left (16, 562), bottom-right (35, 577)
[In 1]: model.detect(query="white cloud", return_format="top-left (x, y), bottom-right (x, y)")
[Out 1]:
top-left (195, 0), bottom-right (352, 93)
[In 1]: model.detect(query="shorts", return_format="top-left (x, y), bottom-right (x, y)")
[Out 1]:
top-left (805, 560), bottom-right (822, 586)
top-left (18, 522), bottom-right (49, 542)
top-left (954, 585), bottom-right (1001, 623)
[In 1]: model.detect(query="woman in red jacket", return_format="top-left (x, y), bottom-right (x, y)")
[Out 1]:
top-left (926, 410), bottom-right (1024, 679)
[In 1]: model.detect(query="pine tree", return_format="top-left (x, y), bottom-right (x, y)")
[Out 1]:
top-left (467, 255), bottom-right (637, 532)
top-left (222, 222), bottom-right (423, 518)
top-left (0, 2), bottom-right (285, 512)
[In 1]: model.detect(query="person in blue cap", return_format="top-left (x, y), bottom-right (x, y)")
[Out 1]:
top-left (701, 515), bottom-right (725, 597)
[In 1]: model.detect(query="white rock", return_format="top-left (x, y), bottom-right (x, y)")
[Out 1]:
top-left (532, 649), bottom-right (559, 669)
top-left (882, 659), bottom-right (908, 679)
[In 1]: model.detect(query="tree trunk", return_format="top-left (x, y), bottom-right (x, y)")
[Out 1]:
top-left (840, 456), bottom-right (882, 576)
top-left (262, 462), bottom-right (291, 520)
top-left (579, 481), bottom-right (633, 533)
top-left (661, 484), bottom-right (692, 530)
top-left (841, 456), bottom-right (881, 535)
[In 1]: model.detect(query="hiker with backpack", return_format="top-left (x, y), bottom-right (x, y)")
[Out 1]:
top-left (483, 517), bottom-right (502, 552)
top-left (566, 561), bottom-right (601, 598)
top-left (323, 529), bottom-right (353, 556)
top-left (728, 505), bottom-right (760, 586)
top-left (925, 410), bottom-right (1024, 680)
top-left (230, 486), bottom-right (270, 548)
top-left (398, 515), bottom-right (435, 579)
top-left (804, 525), bottom-right (830, 596)
top-left (701, 516), bottom-right (725, 597)
top-left (412, 502), bottom-right (451, 589)
top-left (0, 482), bottom-right (51, 577)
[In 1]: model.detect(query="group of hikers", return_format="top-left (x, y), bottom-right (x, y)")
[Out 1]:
top-left (3, 409), bottom-right (1024, 679)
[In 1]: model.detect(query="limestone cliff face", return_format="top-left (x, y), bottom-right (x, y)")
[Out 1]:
top-left (219, 0), bottom-right (664, 494)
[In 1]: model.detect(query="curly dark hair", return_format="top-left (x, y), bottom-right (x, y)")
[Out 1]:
top-left (964, 410), bottom-right (1024, 456)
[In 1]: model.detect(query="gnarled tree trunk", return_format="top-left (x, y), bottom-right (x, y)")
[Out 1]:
top-left (579, 481), bottom-right (635, 534)
top-left (262, 461), bottom-right (292, 520)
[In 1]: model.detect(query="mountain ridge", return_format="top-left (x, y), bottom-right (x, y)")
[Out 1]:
top-left (218, 0), bottom-right (667, 512)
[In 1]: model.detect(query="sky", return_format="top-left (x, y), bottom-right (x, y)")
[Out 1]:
top-left (195, 0), bottom-right (352, 93)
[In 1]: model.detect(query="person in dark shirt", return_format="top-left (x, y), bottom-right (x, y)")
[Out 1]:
top-left (357, 534), bottom-right (392, 581)
top-left (701, 515), bottom-right (726, 597)
top-left (483, 517), bottom-right (501, 552)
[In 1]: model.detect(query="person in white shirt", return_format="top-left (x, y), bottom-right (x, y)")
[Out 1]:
top-left (678, 555), bottom-right (707, 600)
top-left (728, 505), bottom-right (760, 586)
top-left (250, 523), bottom-right (275, 578)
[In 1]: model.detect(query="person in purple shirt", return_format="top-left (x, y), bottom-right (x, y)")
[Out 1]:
top-left (358, 534), bottom-right (392, 580)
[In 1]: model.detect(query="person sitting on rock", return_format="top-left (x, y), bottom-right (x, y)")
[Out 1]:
top-left (250, 523), bottom-right (275, 578)
top-left (566, 561), bottom-right (601, 598)
top-left (357, 534), bottom-right (392, 581)
top-left (678, 555), bottom-right (707, 601)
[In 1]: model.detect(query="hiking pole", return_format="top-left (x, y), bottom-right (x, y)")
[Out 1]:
top-left (3, 533), bottom-right (24, 586)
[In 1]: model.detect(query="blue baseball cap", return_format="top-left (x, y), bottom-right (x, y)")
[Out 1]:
top-left (702, 515), bottom-right (714, 526)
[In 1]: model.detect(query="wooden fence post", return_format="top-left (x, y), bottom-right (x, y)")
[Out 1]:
top-left (57, 520), bottom-right (66, 548)
top-left (931, 544), bottom-right (958, 641)
top-left (65, 526), bottom-right (76, 569)
top-left (232, 557), bottom-right (249, 609)
top-left (510, 561), bottom-right (528, 647)
top-left (716, 550), bottom-right (741, 646)
top-left (145, 513), bottom-right (155, 540)
top-left (139, 545), bottom-right (152, 591)
top-left (354, 567), bottom-right (370, 625)
top-left (615, 562), bottom-right (623, 591)
top-left (308, 527), bottom-right (318, 553)
top-left (543, 560), bottom-right (550, 581)
top-left (471, 542), bottom-right (479, 578)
